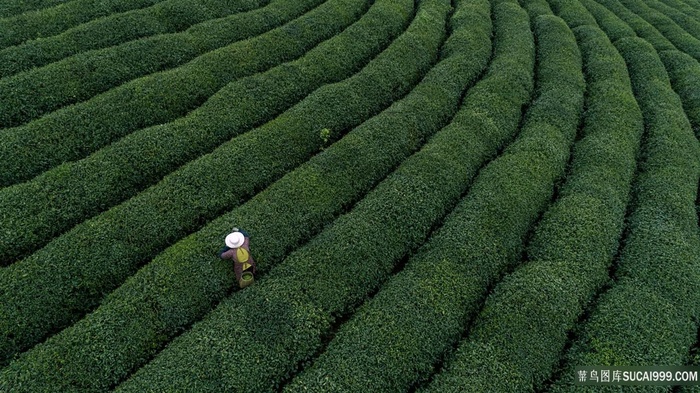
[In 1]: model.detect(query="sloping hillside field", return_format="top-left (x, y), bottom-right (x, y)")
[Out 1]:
top-left (1, 0), bottom-right (700, 391)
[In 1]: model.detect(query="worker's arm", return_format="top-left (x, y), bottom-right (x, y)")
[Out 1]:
top-left (218, 246), bottom-right (231, 258)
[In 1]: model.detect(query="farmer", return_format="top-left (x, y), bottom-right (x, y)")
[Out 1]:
top-left (218, 228), bottom-right (257, 288)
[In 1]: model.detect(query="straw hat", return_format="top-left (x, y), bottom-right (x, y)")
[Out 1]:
top-left (225, 232), bottom-right (245, 248)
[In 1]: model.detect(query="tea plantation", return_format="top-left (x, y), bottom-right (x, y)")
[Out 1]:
top-left (1, 0), bottom-right (700, 391)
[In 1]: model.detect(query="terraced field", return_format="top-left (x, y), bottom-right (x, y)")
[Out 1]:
top-left (1, 0), bottom-right (699, 391)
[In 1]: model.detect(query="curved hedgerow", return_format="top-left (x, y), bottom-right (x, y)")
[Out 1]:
top-left (611, 36), bottom-right (700, 324)
top-left (660, 0), bottom-right (700, 25)
top-left (617, 0), bottom-right (700, 59)
top-left (0, 0), bottom-right (323, 187)
top-left (0, 0), bottom-right (365, 185)
top-left (358, 14), bottom-right (580, 393)
top-left (0, 1), bottom-right (491, 389)
top-left (548, 37), bottom-right (700, 392)
top-left (0, 0), bottom-right (267, 80)
top-left (594, 0), bottom-right (675, 50)
top-left (0, 0), bottom-right (68, 18)
top-left (0, 0), bottom-right (376, 265)
top-left (545, 0), bottom-right (597, 27)
top-left (0, 0), bottom-right (325, 130)
top-left (112, 1), bottom-right (534, 392)
top-left (419, 24), bottom-right (643, 392)
top-left (672, 0), bottom-right (700, 16)
top-left (285, 11), bottom-right (585, 393)
top-left (684, 0), bottom-right (700, 10)
top-left (0, 0), bottom-right (433, 368)
top-left (518, 0), bottom-right (553, 20)
top-left (660, 50), bottom-right (700, 137)
top-left (0, 0), bottom-right (164, 48)
top-left (579, 0), bottom-right (636, 41)
top-left (644, 0), bottom-right (700, 40)
top-left (0, 0), bottom-right (280, 127)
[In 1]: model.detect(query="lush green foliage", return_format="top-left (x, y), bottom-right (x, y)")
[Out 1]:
top-left (0, 0), bottom-right (375, 264)
top-left (518, 0), bottom-right (552, 19)
top-left (0, 0), bottom-right (320, 187)
top-left (0, 0), bottom-right (266, 80)
top-left (0, 0), bottom-right (69, 18)
top-left (0, 0), bottom-right (415, 366)
top-left (0, 1), bottom-right (444, 370)
top-left (111, 1), bottom-right (530, 391)
top-left (0, 0), bottom-right (326, 129)
top-left (422, 23), bottom-right (643, 392)
top-left (285, 9), bottom-right (584, 393)
top-left (660, 50), bottom-right (700, 137)
top-left (0, 0), bottom-right (489, 389)
top-left (411, 13), bottom-right (583, 393)
top-left (643, 0), bottom-right (700, 39)
top-left (549, 36), bottom-right (700, 392)
top-left (618, 0), bottom-right (700, 58)
top-left (0, 0), bottom-right (164, 48)
top-left (681, 0), bottom-right (700, 9)
top-left (594, 0), bottom-right (675, 49)
top-left (0, 0), bottom-right (274, 127)
top-left (580, 0), bottom-right (636, 41)
top-left (546, 0), bottom-right (596, 27)
top-left (670, 0), bottom-right (700, 16)
top-left (3, 0), bottom-right (700, 390)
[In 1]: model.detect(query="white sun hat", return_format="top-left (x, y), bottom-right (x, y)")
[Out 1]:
top-left (225, 232), bottom-right (245, 248)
